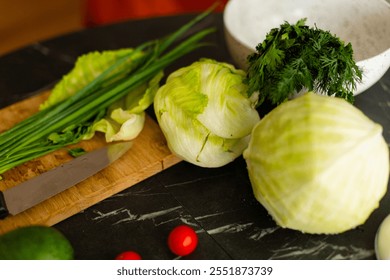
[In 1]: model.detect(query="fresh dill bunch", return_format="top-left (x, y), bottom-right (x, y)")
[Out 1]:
top-left (246, 18), bottom-right (363, 106)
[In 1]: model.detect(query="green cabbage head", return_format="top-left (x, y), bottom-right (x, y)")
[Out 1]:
top-left (154, 58), bottom-right (260, 167)
top-left (243, 92), bottom-right (389, 234)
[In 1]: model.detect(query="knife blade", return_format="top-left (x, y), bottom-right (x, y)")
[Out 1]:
top-left (0, 141), bottom-right (132, 219)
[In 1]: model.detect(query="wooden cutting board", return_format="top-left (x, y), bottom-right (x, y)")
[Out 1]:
top-left (0, 91), bottom-right (181, 234)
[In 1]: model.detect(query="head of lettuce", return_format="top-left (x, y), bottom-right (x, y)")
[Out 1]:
top-left (154, 58), bottom-right (260, 167)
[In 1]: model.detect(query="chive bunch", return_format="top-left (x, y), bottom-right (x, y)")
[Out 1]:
top-left (0, 11), bottom-right (215, 177)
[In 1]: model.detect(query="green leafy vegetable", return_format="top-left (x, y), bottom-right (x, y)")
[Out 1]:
top-left (154, 58), bottom-right (260, 167)
top-left (84, 71), bottom-right (164, 142)
top-left (246, 18), bottom-right (363, 105)
top-left (39, 49), bottom-right (144, 110)
top-left (0, 10), bottom-right (215, 177)
top-left (243, 92), bottom-right (389, 234)
top-left (67, 148), bottom-right (86, 157)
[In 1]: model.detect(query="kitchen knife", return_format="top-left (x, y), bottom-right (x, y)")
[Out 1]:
top-left (0, 141), bottom-right (132, 219)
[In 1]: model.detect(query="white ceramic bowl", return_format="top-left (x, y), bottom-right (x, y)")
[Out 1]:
top-left (224, 0), bottom-right (390, 95)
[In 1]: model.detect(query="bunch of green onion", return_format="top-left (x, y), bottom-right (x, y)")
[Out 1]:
top-left (0, 11), bottom-right (214, 178)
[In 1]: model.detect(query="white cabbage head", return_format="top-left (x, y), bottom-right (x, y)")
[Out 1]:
top-left (244, 92), bottom-right (389, 234)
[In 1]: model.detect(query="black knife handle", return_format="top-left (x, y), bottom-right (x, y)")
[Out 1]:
top-left (0, 191), bottom-right (9, 219)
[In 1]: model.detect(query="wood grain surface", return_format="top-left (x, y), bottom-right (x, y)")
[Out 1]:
top-left (0, 91), bottom-right (181, 234)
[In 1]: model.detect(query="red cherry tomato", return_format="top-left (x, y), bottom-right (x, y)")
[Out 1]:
top-left (115, 251), bottom-right (142, 260)
top-left (167, 225), bottom-right (198, 256)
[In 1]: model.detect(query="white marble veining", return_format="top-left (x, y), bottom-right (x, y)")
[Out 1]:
top-left (377, 97), bottom-right (390, 140)
top-left (269, 239), bottom-right (374, 260)
top-left (248, 226), bottom-right (280, 241)
top-left (91, 206), bottom-right (184, 226)
top-left (207, 222), bottom-right (254, 235)
top-left (163, 173), bottom-right (229, 188)
top-left (194, 217), bottom-right (374, 259)
top-left (195, 212), bottom-right (226, 220)
top-left (378, 101), bottom-right (390, 122)
top-left (91, 208), bottom-right (136, 222)
top-left (379, 79), bottom-right (390, 93)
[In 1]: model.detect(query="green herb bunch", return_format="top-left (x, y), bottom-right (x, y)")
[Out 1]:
top-left (246, 18), bottom-right (362, 106)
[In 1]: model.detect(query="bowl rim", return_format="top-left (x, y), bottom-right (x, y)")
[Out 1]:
top-left (223, 0), bottom-right (390, 62)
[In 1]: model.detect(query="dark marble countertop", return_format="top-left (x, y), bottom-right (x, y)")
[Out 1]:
top-left (0, 14), bottom-right (389, 260)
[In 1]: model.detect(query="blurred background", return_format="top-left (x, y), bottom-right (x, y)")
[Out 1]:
top-left (0, 0), bottom-right (227, 56)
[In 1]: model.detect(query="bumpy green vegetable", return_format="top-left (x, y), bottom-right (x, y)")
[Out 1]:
top-left (243, 92), bottom-right (389, 234)
top-left (154, 58), bottom-right (260, 167)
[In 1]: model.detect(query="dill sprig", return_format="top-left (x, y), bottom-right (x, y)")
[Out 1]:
top-left (246, 18), bottom-right (363, 106)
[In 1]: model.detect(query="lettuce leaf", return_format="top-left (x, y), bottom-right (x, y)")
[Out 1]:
top-left (40, 48), bottom-right (144, 110)
top-left (40, 48), bottom-right (161, 142)
top-left (83, 71), bottom-right (163, 142)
